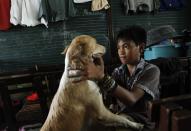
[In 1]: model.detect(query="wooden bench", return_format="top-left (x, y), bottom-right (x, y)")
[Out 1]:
top-left (0, 64), bottom-right (64, 131)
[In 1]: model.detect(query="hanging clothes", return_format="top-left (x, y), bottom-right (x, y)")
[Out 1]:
top-left (74, 0), bottom-right (92, 3)
top-left (0, 0), bottom-right (11, 30)
top-left (10, 0), bottom-right (23, 25)
top-left (122, 0), bottom-right (130, 14)
top-left (122, 0), bottom-right (160, 15)
top-left (21, 0), bottom-right (47, 27)
top-left (159, 0), bottom-right (185, 10)
top-left (41, 0), bottom-right (76, 23)
top-left (10, 0), bottom-right (47, 27)
top-left (91, 0), bottom-right (110, 11)
top-left (130, 0), bottom-right (153, 12)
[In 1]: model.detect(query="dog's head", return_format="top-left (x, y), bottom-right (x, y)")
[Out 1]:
top-left (62, 35), bottom-right (105, 71)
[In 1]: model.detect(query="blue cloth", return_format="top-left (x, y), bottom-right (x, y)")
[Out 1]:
top-left (160, 0), bottom-right (185, 10)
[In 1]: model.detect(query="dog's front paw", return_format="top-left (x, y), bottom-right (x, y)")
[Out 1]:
top-left (136, 123), bottom-right (144, 131)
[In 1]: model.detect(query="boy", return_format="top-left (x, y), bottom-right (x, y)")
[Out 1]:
top-left (69, 25), bottom-right (160, 131)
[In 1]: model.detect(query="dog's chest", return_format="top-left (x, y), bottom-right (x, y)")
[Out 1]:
top-left (66, 80), bottom-right (100, 97)
top-left (58, 77), bottom-right (100, 102)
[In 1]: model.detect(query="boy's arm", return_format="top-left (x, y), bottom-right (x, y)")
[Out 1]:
top-left (113, 85), bottom-right (145, 106)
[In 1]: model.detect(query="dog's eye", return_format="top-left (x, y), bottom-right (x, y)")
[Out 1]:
top-left (92, 55), bottom-right (101, 65)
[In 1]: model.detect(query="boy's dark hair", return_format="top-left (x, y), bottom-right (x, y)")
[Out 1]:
top-left (116, 25), bottom-right (147, 46)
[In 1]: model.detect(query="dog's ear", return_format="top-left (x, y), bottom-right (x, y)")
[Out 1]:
top-left (61, 46), bottom-right (69, 55)
top-left (92, 43), bottom-right (105, 57)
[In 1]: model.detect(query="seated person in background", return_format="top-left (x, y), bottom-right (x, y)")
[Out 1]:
top-left (69, 25), bottom-right (160, 131)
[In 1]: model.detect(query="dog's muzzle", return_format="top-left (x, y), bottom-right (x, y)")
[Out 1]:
top-left (67, 67), bottom-right (85, 78)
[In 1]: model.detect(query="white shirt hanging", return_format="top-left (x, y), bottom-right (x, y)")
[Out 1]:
top-left (74, 0), bottom-right (92, 3)
top-left (129, 0), bottom-right (154, 13)
top-left (10, 0), bottom-right (23, 25)
top-left (21, 0), bottom-right (47, 27)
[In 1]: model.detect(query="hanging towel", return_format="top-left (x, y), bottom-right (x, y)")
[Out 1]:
top-left (0, 0), bottom-right (11, 30)
top-left (74, 0), bottom-right (92, 3)
top-left (10, 0), bottom-right (23, 25)
top-left (21, 0), bottom-right (47, 27)
top-left (91, 0), bottom-right (110, 11)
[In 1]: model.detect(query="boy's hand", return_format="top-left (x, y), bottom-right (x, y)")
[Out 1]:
top-left (87, 56), bottom-right (105, 80)
top-left (67, 68), bottom-right (88, 82)
top-left (67, 56), bottom-right (105, 82)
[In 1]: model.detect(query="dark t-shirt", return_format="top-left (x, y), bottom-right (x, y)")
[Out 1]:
top-left (112, 58), bottom-right (160, 130)
top-left (41, 0), bottom-right (76, 22)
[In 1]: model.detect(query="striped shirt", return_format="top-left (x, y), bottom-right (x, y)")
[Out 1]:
top-left (112, 58), bottom-right (160, 130)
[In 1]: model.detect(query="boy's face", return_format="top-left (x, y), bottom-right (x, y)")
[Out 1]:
top-left (117, 39), bottom-right (142, 65)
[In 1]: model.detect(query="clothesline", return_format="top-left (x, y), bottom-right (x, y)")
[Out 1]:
top-left (0, 0), bottom-right (110, 31)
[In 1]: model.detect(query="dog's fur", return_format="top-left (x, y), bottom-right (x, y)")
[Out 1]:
top-left (40, 35), bottom-right (144, 131)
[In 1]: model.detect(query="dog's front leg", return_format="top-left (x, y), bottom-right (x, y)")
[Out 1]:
top-left (90, 94), bottom-right (144, 131)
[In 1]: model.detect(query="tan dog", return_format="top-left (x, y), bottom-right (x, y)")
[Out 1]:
top-left (40, 35), bottom-right (144, 131)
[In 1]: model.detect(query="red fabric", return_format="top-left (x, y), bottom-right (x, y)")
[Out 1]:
top-left (26, 92), bottom-right (39, 101)
top-left (0, 0), bottom-right (11, 30)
